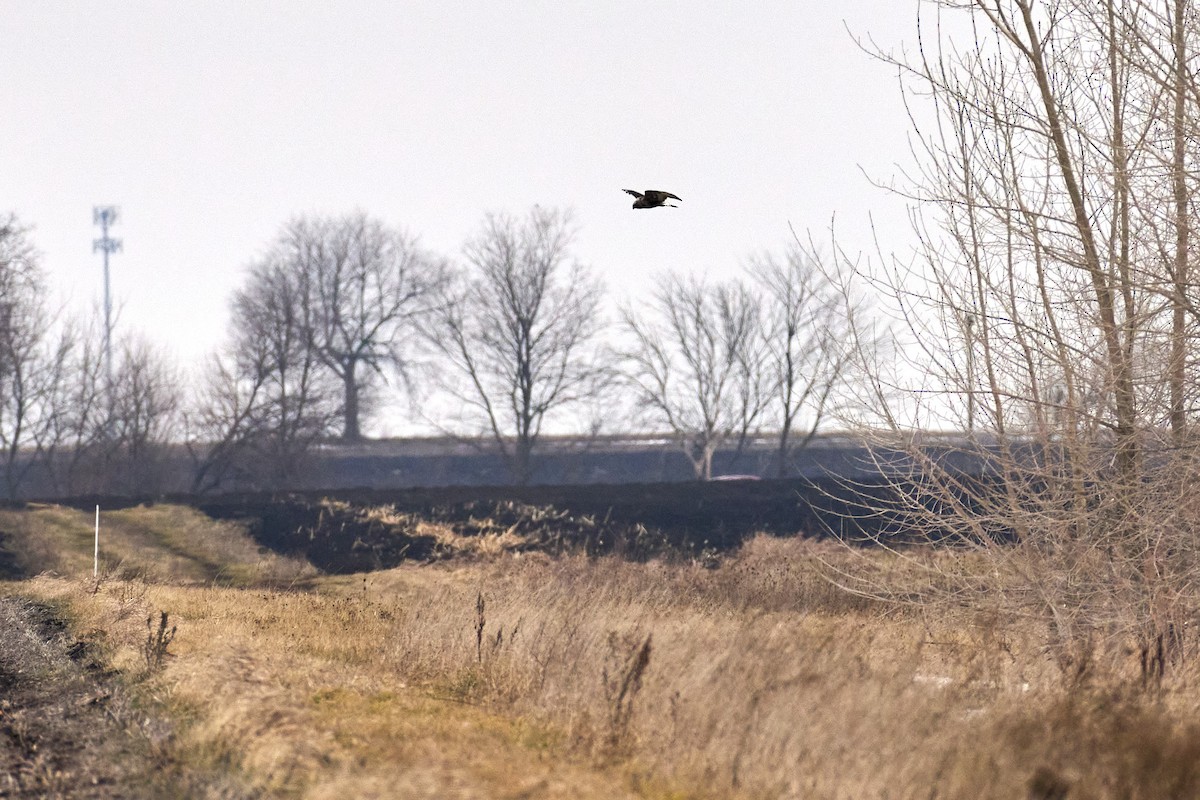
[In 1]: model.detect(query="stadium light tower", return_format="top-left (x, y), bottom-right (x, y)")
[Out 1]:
top-left (93, 206), bottom-right (122, 394)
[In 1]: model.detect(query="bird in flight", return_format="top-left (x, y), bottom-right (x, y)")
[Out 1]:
top-left (624, 189), bottom-right (681, 209)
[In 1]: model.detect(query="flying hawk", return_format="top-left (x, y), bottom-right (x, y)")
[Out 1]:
top-left (624, 189), bottom-right (681, 209)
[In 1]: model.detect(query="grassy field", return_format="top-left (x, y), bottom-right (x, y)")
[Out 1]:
top-left (3, 503), bottom-right (1200, 798)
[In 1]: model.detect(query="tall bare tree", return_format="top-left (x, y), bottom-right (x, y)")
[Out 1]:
top-left (0, 216), bottom-right (80, 499)
top-left (621, 273), bottom-right (769, 481)
top-left (280, 213), bottom-right (446, 441)
top-left (836, 0), bottom-right (1200, 682)
top-left (428, 207), bottom-right (607, 485)
top-left (191, 256), bottom-right (339, 491)
top-left (748, 245), bottom-right (856, 477)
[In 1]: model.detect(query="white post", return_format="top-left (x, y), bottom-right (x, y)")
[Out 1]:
top-left (94, 505), bottom-right (100, 578)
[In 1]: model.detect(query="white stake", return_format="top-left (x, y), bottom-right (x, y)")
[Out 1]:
top-left (94, 505), bottom-right (100, 578)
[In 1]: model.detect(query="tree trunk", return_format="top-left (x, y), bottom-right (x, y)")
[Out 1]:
top-left (513, 435), bottom-right (533, 486)
top-left (775, 417), bottom-right (792, 479)
top-left (1170, 0), bottom-right (1189, 446)
top-left (341, 362), bottom-right (361, 442)
top-left (1019, 3), bottom-right (1140, 482)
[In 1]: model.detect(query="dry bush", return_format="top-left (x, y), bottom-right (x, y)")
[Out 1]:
top-left (813, 456), bottom-right (1200, 691)
top-left (143, 610), bottom-right (177, 672)
top-left (832, 0), bottom-right (1200, 695)
top-left (599, 631), bottom-right (652, 756)
top-left (925, 687), bottom-right (1200, 798)
top-left (693, 533), bottom-right (882, 615)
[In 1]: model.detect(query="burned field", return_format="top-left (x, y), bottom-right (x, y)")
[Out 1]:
top-left (184, 476), bottom-right (898, 572)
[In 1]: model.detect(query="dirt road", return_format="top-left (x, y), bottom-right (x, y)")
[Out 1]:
top-left (0, 596), bottom-right (181, 799)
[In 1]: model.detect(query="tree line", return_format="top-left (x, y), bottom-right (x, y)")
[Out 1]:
top-left (0, 207), bottom-right (865, 497)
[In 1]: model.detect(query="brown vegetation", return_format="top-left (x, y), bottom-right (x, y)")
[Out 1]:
top-left (814, 0), bottom-right (1200, 706)
top-left (3, 504), bottom-right (1200, 798)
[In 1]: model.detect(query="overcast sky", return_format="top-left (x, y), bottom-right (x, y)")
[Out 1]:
top-left (1, 2), bottom-right (923, 430)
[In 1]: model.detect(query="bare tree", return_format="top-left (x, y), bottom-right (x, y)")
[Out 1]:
top-left (621, 273), bottom-right (769, 481)
top-left (38, 310), bottom-right (132, 497)
top-left (190, 256), bottom-right (339, 491)
top-left (0, 220), bottom-right (185, 499)
top-left (279, 213), bottom-right (447, 441)
top-left (46, 329), bottom-right (184, 497)
top-left (428, 207), bottom-right (608, 485)
top-left (748, 245), bottom-right (856, 477)
top-left (833, 0), bottom-right (1200, 683)
top-left (104, 335), bottom-right (182, 494)
top-left (185, 353), bottom-right (264, 494)
top-left (0, 216), bottom-right (80, 499)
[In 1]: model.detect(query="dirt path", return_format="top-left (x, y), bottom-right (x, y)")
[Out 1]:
top-left (0, 595), bottom-right (190, 799)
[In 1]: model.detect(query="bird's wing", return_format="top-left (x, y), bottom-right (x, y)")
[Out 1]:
top-left (623, 189), bottom-right (643, 198)
top-left (644, 190), bottom-right (681, 203)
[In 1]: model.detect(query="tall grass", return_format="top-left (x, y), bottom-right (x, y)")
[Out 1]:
top-left (10, 507), bottom-right (1200, 798)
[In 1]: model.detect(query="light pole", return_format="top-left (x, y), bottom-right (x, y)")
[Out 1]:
top-left (92, 206), bottom-right (122, 398)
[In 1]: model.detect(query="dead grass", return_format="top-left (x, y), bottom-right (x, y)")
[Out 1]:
top-left (0, 503), bottom-right (314, 586)
top-left (7, 509), bottom-right (1200, 798)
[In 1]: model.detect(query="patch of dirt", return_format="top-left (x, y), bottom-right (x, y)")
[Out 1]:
top-left (196, 495), bottom-right (442, 573)
top-left (0, 596), bottom-right (239, 799)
